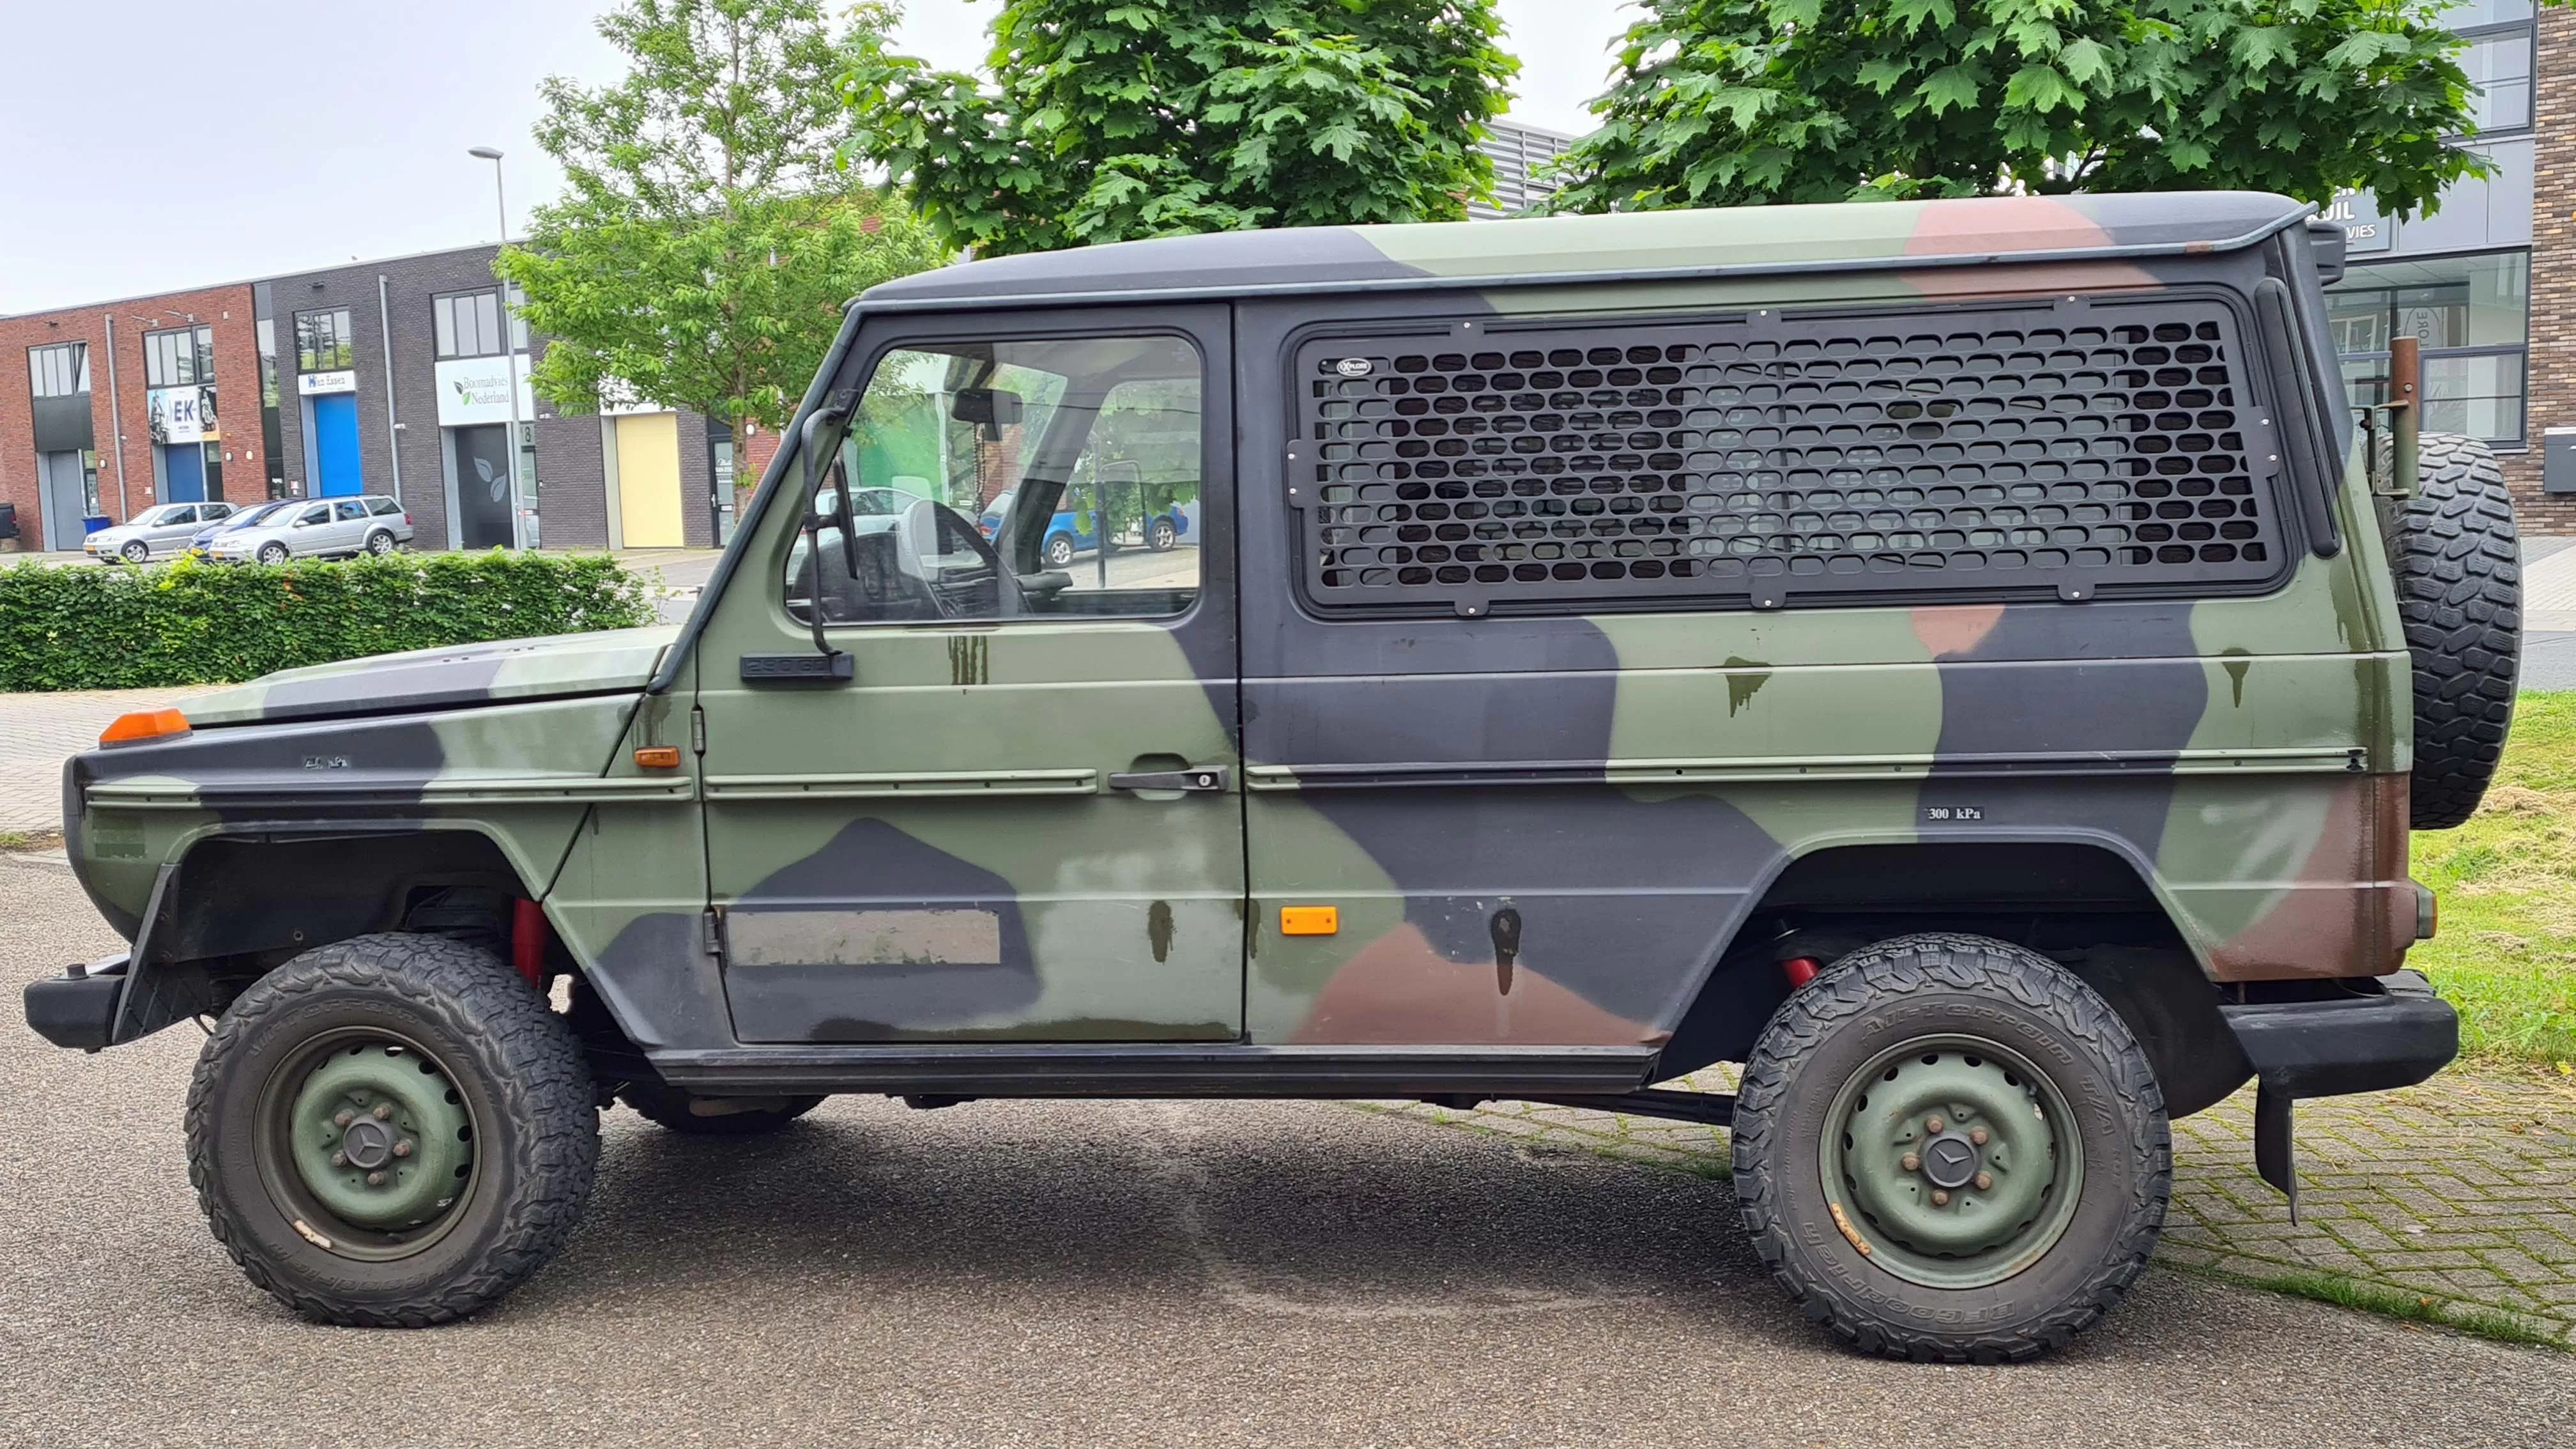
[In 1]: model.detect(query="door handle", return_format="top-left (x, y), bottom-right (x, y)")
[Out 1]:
top-left (1107, 765), bottom-right (1230, 793)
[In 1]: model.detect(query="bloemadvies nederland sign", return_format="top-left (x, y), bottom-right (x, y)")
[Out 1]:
top-left (434, 355), bottom-right (534, 428)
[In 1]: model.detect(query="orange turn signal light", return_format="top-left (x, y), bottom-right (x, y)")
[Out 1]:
top-left (99, 709), bottom-right (192, 746)
top-left (1279, 905), bottom-right (1338, 937)
top-left (633, 745), bottom-right (684, 770)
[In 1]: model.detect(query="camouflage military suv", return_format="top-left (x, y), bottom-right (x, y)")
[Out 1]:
top-left (26, 192), bottom-right (2517, 1361)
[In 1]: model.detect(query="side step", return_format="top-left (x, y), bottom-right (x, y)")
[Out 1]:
top-left (649, 1043), bottom-right (1662, 1099)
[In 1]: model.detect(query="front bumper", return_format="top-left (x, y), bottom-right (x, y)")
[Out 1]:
top-left (23, 954), bottom-right (130, 1051)
top-left (2219, 970), bottom-right (2457, 1216)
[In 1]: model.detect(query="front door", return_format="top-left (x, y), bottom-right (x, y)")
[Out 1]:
top-left (694, 308), bottom-right (1241, 1043)
top-left (613, 413), bottom-right (686, 546)
top-left (161, 445), bottom-right (205, 503)
top-left (312, 393), bottom-right (364, 497)
top-left (40, 452), bottom-right (87, 550)
top-left (452, 424), bottom-right (515, 549)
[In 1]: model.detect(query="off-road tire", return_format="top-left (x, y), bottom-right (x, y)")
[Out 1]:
top-left (185, 933), bottom-right (598, 1326)
top-left (1732, 932), bottom-right (2170, 1362)
top-left (617, 1080), bottom-right (827, 1136)
top-left (2389, 433), bottom-right (2520, 829)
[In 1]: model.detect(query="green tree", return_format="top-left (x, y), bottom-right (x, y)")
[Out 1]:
top-left (498, 0), bottom-right (946, 466)
top-left (1545, 0), bottom-right (2490, 219)
top-left (839, 0), bottom-right (1518, 257)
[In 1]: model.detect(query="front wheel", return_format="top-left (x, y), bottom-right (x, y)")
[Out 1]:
top-left (1731, 932), bottom-right (2168, 1361)
top-left (257, 542), bottom-right (290, 566)
top-left (121, 539), bottom-right (150, 564)
top-left (185, 933), bottom-right (599, 1326)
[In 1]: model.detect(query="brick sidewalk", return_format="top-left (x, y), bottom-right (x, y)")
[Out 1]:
top-left (0, 687), bottom-right (221, 833)
top-left (1374, 1064), bottom-right (2576, 1344)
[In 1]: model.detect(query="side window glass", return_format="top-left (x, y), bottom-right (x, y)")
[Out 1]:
top-left (335, 501), bottom-right (369, 521)
top-left (299, 504), bottom-right (331, 526)
top-left (164, 507), bottom-right (197, 525)
top-left (788, 334), bottom-right (1204, 626)
top-left (368, 498), bottom-right (402, 516)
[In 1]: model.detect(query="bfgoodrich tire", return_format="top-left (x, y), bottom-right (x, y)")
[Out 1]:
top-left (2389, 433), bottom-right (2520, 829)
top-left (185, 933), bottom-right (598, 1326)
top-left (1731, 933), bottom-right (2169, 1362)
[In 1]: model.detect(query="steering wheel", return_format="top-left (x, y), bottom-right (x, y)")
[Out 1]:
top-left (896, 498), bottom-right (1020, 620)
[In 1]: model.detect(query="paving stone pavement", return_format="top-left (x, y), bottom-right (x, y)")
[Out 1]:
top-left (0, 686), bottom-right (221, 833)
top-left (1377, 1062), bottom-right (2576, 1343)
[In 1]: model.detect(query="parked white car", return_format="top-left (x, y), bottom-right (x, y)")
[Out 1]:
top-left (84, 501), bottom-right (238, 564)
top-left (206, 496), bottom-right (415, 565)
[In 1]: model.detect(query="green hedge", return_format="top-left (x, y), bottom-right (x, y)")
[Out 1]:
top-left (0, 553), bottom-right (655, 692)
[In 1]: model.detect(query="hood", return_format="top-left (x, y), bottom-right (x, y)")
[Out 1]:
top-left (182, 625), bottom-right (680, 727)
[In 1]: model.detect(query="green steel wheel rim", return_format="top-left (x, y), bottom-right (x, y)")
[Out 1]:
top-left (254, 1029), bottom-right (479, 1261)
top-left (1818, 1034), bottom-right (2084, 1291)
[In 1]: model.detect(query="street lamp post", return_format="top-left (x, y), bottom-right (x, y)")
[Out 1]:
top-left (468, 146), bottom-right (529, 549)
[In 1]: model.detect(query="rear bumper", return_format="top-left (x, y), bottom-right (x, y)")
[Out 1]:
top-left (22, 954), bottom-right (130, 1051)
top-left (2220, 970), bottom-right (2458, 1099)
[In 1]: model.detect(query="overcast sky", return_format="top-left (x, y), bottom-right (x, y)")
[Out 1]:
top-left (0, 1), bottom-right (1637, 316)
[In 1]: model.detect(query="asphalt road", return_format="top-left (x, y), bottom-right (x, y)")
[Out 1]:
top-left (3, 854), bottom-right (2568, 1449)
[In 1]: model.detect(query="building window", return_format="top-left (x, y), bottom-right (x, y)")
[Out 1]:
top-left (256, 318), bottom-right (280, 408)
top-left (295, 308), bottom-right (354, 372)
top-left (28, 342), bottom-right (89, 398)
top-left (2454, 0), bottom-right (2534, 134)
top-left (143, 325), bottom-right (215, 388)
top-left (2327, 249), bottom-right (2530, 445)
top-left (433, 285), bottom-right (529, 359)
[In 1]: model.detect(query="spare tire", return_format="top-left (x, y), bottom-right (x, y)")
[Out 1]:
top-left (2388, 433), bottom-right (2520, 829)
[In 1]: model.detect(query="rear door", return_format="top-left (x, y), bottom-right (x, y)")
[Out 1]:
top-left (691, 306), bottom-right (1244, 1043)
top-left (331, 499), bottom-right (371, 551)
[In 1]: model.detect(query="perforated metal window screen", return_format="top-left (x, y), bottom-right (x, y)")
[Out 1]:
top-left (1291, 297), bottom-right (2287, 614)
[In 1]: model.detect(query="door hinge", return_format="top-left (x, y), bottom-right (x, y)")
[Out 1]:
top-left (689, 705), bottom-right (707, 755)
top-left (700, 907), bottom-right (724, 962)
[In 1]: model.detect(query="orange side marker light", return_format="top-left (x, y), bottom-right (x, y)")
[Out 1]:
top-left (634, 745), bottom-right (684, 770)
top-left (1280, 905), bottom-right (1338, 936)
top-left (100, 709), bottom-right (191, 746)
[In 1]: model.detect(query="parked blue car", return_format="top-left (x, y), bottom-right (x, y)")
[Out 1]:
top-left (977, 486), bottom-right (1188, 567)
top-left (185, 500), bottom-right (297, 556)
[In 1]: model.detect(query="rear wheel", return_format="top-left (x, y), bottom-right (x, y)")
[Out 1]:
top-left (185, 933), bottom-right (598, 1326)
top-left (365, 529), bottom-right (397, 556)
top-left (1147, 516), bottom-right (1178, 551)
top-left (617, 1080), bottom-right (826, 1136)
top-left (1044, 533), bottom-right (1075, 567)
top-left (1731, 932), bottom-right (2169, 1361)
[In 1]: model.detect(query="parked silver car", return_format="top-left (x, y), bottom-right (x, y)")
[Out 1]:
top-left (206, 495), bottom-right (415, 565)
top-left (84, 501), bottom-right (238, 564)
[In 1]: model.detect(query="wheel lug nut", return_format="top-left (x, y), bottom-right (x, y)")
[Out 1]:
top-left (1931, 1190), bottom-right (1951, 1207)
top-left (372, 1104), bottom-right (393, 1121)
top-left (331, 1151), bottom-right (348, 1167)
top-left (1970, 1128), bottom-right (1988, 1147)
top-left (1974, 1172), bottom-right (1993, 1192)
top-left (366, 1171), bottom-right (386, 1187)
top-left (394, 1140), bottom-right (414, 1159)
top-left (1924, 1115), bottom-right (1945, 1134)
top-left (1901, 1153), bottom-right (1922, 1173)
top-left (334, 1111), bottom-right (354, 1128)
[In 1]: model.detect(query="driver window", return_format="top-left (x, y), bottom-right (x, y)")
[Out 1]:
top-left (786, 334), bottom-right (1203, 627)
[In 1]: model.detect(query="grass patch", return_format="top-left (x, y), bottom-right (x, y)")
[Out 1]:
top-left (0, 829), bottom-right (59, 853)
top-left (2411, 691), bottom-right (2576, 1067)
top-left (2191, 1264), bottom-right (2567, 1351)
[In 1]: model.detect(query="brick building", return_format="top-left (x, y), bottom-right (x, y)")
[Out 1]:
top-left (3, 245), bottom-right (734, 555)
top-left (0, 284), bottom-right (261, 550)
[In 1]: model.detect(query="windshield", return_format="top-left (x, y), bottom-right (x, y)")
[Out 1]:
top-left (220, 503), bottom-right (289, 530)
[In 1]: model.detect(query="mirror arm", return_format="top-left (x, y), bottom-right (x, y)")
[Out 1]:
top-left (799, 394), bottom-right (858, 667)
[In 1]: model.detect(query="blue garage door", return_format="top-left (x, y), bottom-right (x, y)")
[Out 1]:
top-left (160, 444), bottom-right (205, 503)
top-left (312, 394), bottom-right (364, 497)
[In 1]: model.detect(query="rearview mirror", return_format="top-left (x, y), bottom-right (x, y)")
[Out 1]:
top-left (951, 388), bottom-right (1023, 440)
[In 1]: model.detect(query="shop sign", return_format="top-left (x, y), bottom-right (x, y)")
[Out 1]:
top-left (2323, 188), bottom-right (2391, 254)
top-left (298, 369), bottom-right (357, 396)
top-left (435, 353), bottom-right (534, 427)
top-left (147, 385), bottom-right (218, 445)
